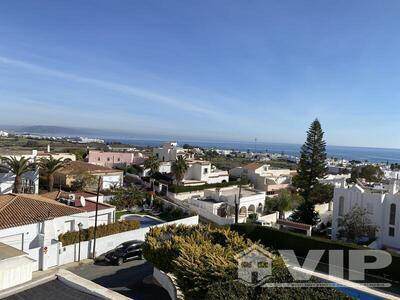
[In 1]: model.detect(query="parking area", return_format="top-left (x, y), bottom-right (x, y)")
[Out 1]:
top-left (67, 259), bottom-right (170, 300)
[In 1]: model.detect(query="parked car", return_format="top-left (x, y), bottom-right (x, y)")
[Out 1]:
top-left (104, 240), bottom-right (144, 265)
top-left (254, 220), bottom-right (272, 227)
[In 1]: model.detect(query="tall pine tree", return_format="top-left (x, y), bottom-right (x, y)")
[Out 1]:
top-left (291, 119), bottom-right (327, 225)
top-left (293, 119), bottom-right (327, 199)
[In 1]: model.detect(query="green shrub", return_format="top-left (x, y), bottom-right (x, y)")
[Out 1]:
top-left (169, 179), bottom-right (249, 193)
top-left (231, 223), bottom-right (400, 281)
top-left (59, 220), bottom-right (140, 246)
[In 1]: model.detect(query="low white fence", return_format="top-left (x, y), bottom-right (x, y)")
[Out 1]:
top-left (26, 247), bottom-right (41, 271)
top-left (167, 190), bottom-right (205, 201)
top-left (189, 205), bottom-right (234, 225)
top-left (258, 212), bottom-right (279, 224)
top-left (59, 215), bottom-right (199, 266)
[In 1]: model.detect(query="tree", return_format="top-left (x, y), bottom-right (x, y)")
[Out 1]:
top-left (171, 156), bottom-right (188, 185)
top-left (144, 156), bottom-right (160, 177)
top-left (217, 203), bottom-right (235, 218)
top-left (293, 119), bottom-right (327, 199)
top-left (38, 157), bottom-right (65, 192)
top-left (289, 200), bottom-right (320, 225)
top-left (350, 165), bottom-right (384, 183)
top-left (70, 172), bottom-right (97, 191)
top-left (337, 205), bottom-right (378, 243)
top-left (265, 190), bottom-right (302, 218)
top-left (0, 156), bottom-right (33, 193)
top-left (308, 183), bottom-right (334, 204)
top-left (109, 187), bottom-right (145, 210)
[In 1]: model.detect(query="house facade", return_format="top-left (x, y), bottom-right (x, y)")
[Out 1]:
top-left (0, 193), bottom-right (115, 252)
top-left (153, 142), bottom-right (194, 162)
top-left (230, 163), bottom-right (292, 195)
top-left (332, 182), bottom-right (400, 250)
top-left (88, 150), bottom-right (145, 167)
top-left (189, 186), bottom-right (266, 224)
top-left (181, 160), bottom-right (229, 186)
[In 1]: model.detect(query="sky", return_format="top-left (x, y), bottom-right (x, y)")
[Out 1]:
top-left (1, 1), bottom-right (400, 148)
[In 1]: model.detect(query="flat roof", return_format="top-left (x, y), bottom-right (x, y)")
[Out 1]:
top-left (4, 279), bottom-right (102, 300)
top-left (0, 243), bottom-right (26, 261)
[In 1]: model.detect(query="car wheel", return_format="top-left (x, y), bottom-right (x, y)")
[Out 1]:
top-left (117, 258), bottom-right (124, 266)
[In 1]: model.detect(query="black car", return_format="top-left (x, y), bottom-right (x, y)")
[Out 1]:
top-left (104, 240), bottom-right (144, 265)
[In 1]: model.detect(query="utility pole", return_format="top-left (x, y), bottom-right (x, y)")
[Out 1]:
top-left (92, 176), bottom-right (102, 260)
top-left (235, 176), bottom-right (243, 223)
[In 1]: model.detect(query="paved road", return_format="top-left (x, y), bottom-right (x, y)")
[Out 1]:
top-left (68, 259), bottom-right (170, 300)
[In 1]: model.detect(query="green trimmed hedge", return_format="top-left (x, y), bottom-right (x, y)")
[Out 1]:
top-left (59, 220), bottom-right (140, 246)
top-left (169, 179), bottom-right (249, 193)
top-left (231, 223), bottom-right (400, 281)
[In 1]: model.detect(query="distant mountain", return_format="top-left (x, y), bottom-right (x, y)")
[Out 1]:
top-left (17, 125), bottom-right (90, 136)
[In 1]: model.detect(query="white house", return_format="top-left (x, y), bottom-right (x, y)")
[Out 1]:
top-left (230, 163), bottom-right (292, 195)
top-left (0, 150), bottom-right (39, 195)
top-left (153, 142), bottom-right (194, 162)
top-left (0, 193), bottom-right (115, 270)
top-left (332, 181), bottom-right (400, 250)
top-left (181, 160), bottom-right (229, 186)
top-left (319, 174), bottom-right (350, 188)
top-left (189, 186), bottom-right (266, 224)
top-left (0, 131), bottom-right (9, 137)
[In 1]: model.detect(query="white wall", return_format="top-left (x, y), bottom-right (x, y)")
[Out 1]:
top-left (60, 215), bottom-right (199, 265)
top-left (0, 256), bottom-right (34, 291)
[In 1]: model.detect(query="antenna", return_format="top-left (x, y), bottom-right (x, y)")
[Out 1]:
top-left (254, 138), bottom-right (257, 153)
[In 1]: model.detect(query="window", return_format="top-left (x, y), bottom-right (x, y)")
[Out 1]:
top-left (389, 227), bottom-right (395, 237)
top-left (390, 204), bottom-right (396, 225)
top-left (97, 157), bottom-right (100, 161)
top-left (107, 157), bottom-right (110, 161)
top-left (338, 196), bottom-right (344, 217)
top-left (204, 168), bottom-right (208, 174)
top-left (117, 158), bottom-right (120, 162)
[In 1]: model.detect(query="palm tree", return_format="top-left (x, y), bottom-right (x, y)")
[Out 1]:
top-left (172, 156), bottom-right (188, 186)
top-left (144, 156), bottom-right (160, 177)
top-left (38, 157), bottom-right (65, 192)
top-left (0, 156), bottom-right (33, 193)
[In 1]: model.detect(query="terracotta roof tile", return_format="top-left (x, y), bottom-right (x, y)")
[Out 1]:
top-left (243, 162), bottom-right (263, 171)
top-left (56, 161), bottom-right (123, 175)
top-left (0, 194), bottom-right (85, 229)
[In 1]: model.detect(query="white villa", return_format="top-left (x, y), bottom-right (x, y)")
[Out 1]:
top-left (230, 163), bottom-right (292, 195)
top-left (332, 181), bottom-right (400, 250)
top-left (0, 131), bottom-right (9, 137)
top-left (319, 174), bottom-right (350, 188)
top-left (189, 186), bottom-right (266, 224)
top-left (150, 142), bottom-right (229, 185)
top-left (153, 142), bottom-right (194, 162)
top-left (0, 193), bottom-right (115, 271)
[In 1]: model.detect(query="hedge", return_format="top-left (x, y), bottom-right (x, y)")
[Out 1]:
top-left (231, 223), bottom-right (400, 281)
top-left (169, 179), bottom-right (249, 194)
top-left (59, 220), bottom-right (140, 246)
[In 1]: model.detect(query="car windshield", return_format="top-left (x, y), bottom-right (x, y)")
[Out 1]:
top-left (116, 242), bottom-right (132, 249)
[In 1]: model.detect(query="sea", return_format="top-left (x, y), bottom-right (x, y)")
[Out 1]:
top-left (14, 128), bottom-right (400, 164)
top-left (105, 138), bottom-right (400, 164)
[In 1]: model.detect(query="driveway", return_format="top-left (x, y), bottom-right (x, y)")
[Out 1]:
top-left (67, 259), bottom-right (170, 300)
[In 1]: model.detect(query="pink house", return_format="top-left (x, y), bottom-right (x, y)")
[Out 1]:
top-left (88, 150), bottom-right (145, 167)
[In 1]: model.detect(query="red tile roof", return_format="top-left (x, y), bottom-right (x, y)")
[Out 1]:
top-left (0, 194), bottom-right (85, 229)
top-left (56, 161), bottom-right (123, 175)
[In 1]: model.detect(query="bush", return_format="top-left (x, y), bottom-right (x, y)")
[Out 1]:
top-left (231, 223), bottom-right (400, 281)
top-left (59, 220), bottom-right (140, 246)
top-left (169, 179), bottom-right (249, 193)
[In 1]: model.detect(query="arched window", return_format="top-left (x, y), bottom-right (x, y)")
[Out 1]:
top-left (390, 204), bottom-right (396, 225)
top-left (338, 196), bottom-right (345, 217)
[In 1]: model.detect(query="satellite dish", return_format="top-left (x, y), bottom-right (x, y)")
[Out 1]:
top-left (80, 196), bottom-right (86, 207)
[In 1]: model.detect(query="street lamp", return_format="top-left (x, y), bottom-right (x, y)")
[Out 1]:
top-left (78, 222), bottom-right (83, 262)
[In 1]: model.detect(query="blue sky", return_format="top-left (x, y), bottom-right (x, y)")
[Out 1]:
top-left (1, 1), bottom-right (400, 148)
